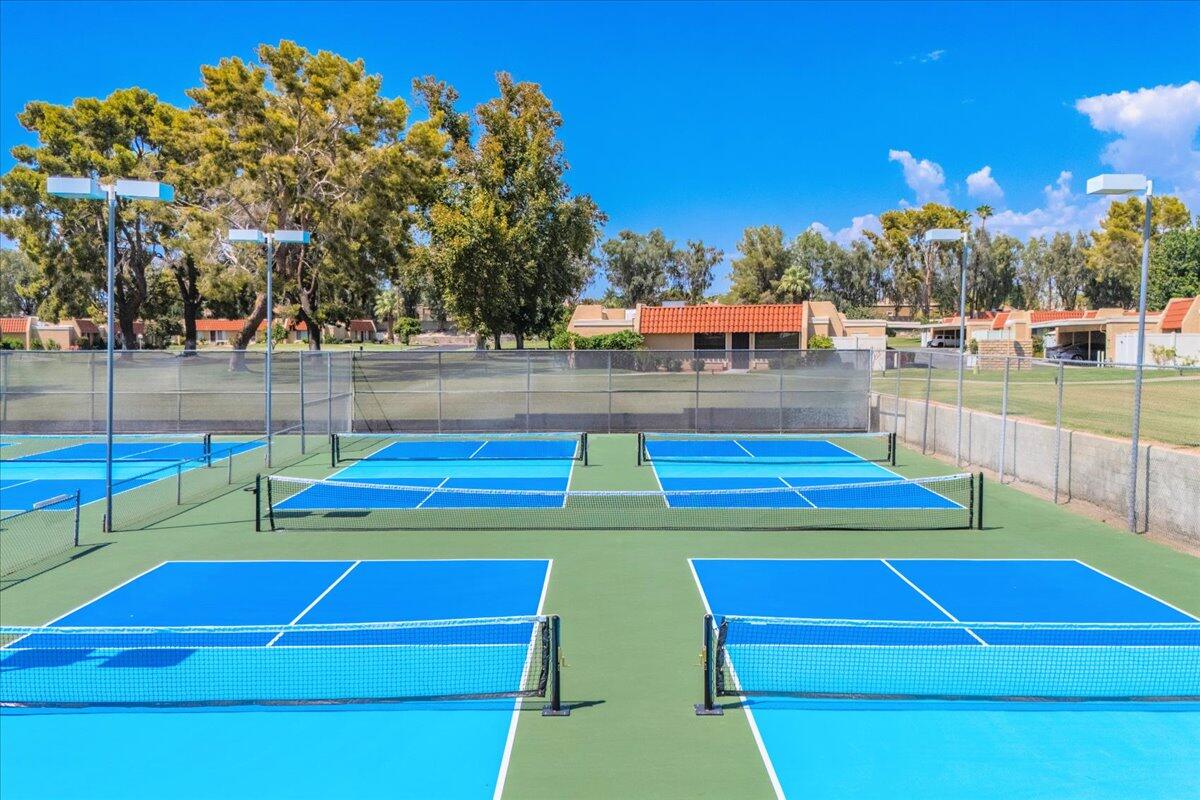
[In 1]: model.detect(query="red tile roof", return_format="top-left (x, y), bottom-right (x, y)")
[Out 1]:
top-left (73, 319), bottom-right (100, 335)
top-left (348, 319), bottom-right (376, 333)
top-left (1029, 310), bottom-right (1087, 323)
top-left (638, 304), bottom-right (805, 334)
top-left (196, 319), bottom-right (247, 333)
top-left (0, 317), bottom-right (31, 334)
top-left (1161, 297), bottom-right (1195, 331)
top-left (991, 311), bottom-right (1010, 330)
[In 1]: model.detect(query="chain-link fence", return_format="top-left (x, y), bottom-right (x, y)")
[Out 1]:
top-left (348, 349), bottom-right (873, 433)
top-left (875, 350), bottom-right (1200, 542)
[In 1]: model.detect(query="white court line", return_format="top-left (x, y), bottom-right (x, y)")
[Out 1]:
top-left (686, 558), bottom-right (785, 800)
top-left (266, 560), bottom-right (362, 647)
top-left (880, 559), bottom-right (987, 646)
top-left (1069, 560), bottom-right (1200, 622)
top-left (493, 558), bottom-right (554, 800)
top-left (468, 440), bottom-right (489, 459)
top-left (413, 477), bottom-right (450, 509)
top-left (777, 477), bottom-right (817, 508)
top-left (733, 439), bottom-right (755, 458)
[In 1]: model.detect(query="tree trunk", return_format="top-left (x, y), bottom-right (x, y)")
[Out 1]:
top-left (475, 333), bottom-right (486, 350)
top-left (229, 293), bottom-right (267, 372)
top-left (514, 332), bottom-right (525, 349)
top-left (492, 333), bottom-right (502, 350)
top-left (173, 255), bottom-right (200, 353)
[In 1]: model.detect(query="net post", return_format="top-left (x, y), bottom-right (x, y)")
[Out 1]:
top-left (72, 489), bottom-right (81, 547)
top-left (227, 442), bottom-right (234, 484)
top-left (203, 433), bottom-right (213, 467)
top-left (636, 432), bottom-right (644, 466)
top-left (696, 614), bottom-right (723, 715)
top-left (581, 432), bottom-right (589, 466)
top-left (331, 433), bottom-right (338, 468)
top-left (175, 462), bottom-right (182, 505)
top-left (254, 474), bottom-right (262, 532)
top-left (541, 615), bottom-right (570, 716)
top-left (889, 432), bottom-right (897, 466)
top-left (976, 471), bottom-right (985, 529)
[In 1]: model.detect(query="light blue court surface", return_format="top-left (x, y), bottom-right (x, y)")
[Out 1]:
top-left (644, 436), bottom-right (959, 509)
top-left (0, 439), bottom-right (262, 513)
top-left (691, 558), bottom-right (1200, 800)
top-left (280, 437), bottom-right (578, 511)
top-left (0, 559), bottom-right (551, 800)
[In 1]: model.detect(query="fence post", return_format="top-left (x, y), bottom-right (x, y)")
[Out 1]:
top-left (893, 351), bottom-right (902, 436)
top-left (694, 353), bottom-right (701, 432)
top-left (0, 351), bottom-right (7, 429)
top-left (89, 351), bottom-right (96, 431)
top-left (298, 352), bottom-right (306, 454)
top-left (325, 352), bottom-right (333, 437)
top-left (606, 351), bottom-right (613, 434)
top-left (437, 351), bottom-right (443, 433)
top-left (176, 354), bottom-right (183, 431)
top-left (998, 357), bottom-right (1010, 482)
top-left (1053, 361), bottom-right (1064, 503)
top-left (526, 349), bottom-right (532, 432)
top-left (955, 349), bottom-right (965, 467)
top-left (921, 352), bottom-right (932, 454)
top-left (778, 354), bottom-right (785, 432)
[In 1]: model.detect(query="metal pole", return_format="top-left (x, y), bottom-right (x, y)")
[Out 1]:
top-left (694, 353), bottom-right (701, 432)
top-left (265, 237), bottom-right (274, 468)
top-left (88, 351), bottom-right (95, 430)
top-left (778, 354), bottom-right (785, 432)
top-left (894, 351), bottom-right (902, 436)
top-left (1127, 183), bottom-right (1153, 532)
top-left (921, 352), bottom-right (932, 454)
top-left (956, 240), bottom-right (968, 467)
top-left (1, 351), bottom-right (7, 428)
top-left (298, 351), bottom-right (306, 454)
top-left (437, 351), bottom-right (443, 433)
top-left (525, 349), bottom-right (532, 432)
top-left (326, 352), bottom-right (333, 436)
top-left (104, 187), bottom-right (116, 532)
top-left (1053, 360), bottom-right (1064, 503)
top-left (999, 356), bottom-right (1010, 483)
top-left (607, 351), bottom-right (613, 433)
top-left (175, 353), bottom-right (183, 430)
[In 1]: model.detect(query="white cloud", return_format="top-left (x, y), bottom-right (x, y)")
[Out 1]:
top-left (966, 166), bottom-right (1004, 203)
top-left (808, 214), bottom-right (881, 246)
top-left (988, 172), bottom-right (1107, 240)
top-left (1075, 81), bottom-right (1200, 205)
top-left (895, 49), bottom-right (947, 65)
top-left (888, 150), bottom-right (950, 204)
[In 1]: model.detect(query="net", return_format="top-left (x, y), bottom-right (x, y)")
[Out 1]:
top-left (638, 431), bottom-right (894, 465)
top-left (332, 431), bottom-right (587, 465)
top-left (259, 472), bottom-right (979, 531)
top-left (0, 615), bottom-right (557, 708)
top-left (0, 433), bottom-right (212, 464)
top-left (0, 492), bottom-right (80, 579)
top-left (703, 615), bottom-right (1200, 702)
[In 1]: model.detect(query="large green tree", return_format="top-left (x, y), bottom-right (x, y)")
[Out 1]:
top-left (0, 249), bottom-right (47, 316)
top-left (0, 88), bottom-right (185, 347)
top-left (427, 73), bottom-right (603, 348)
top-left (876, 203), bottom-right (969, 316)
top-left (186, 41), bottom-right (444, 351)
top-left (1086, 196), bottom-right (1191, 308)
top-left (668, 240), bottom-right (722, 302)
top-left (727, 225), bottom-right (790, 303)
top-left (1148, 227), bottom-right (1200, 309)
top-left (602, 229), bottom-right (676, 306)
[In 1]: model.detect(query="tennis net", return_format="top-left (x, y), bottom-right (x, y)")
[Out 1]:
top-left (0, 432), bottom-right (212, 465)
top-left (0, 615), bottom-right (564, 708)
top-left (638, 431), bottom-right (894, 465)
top-left (331, 431), bottom-right (588, 465)
top-left (0, 492), bottom-right (81, 579)
top-left (258, 472), bottom-right (980, 531)
top-left (696, 614), bottom-right (1200, 706)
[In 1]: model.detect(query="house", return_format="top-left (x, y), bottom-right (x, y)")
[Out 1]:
top-left (566, 301), bottom-right (887, 366)
top-left (0, 316), bottom-right (35, 348)
top-left (196, 318), bottom-right (247, 344)
top-left (347, 319), bottom-right (383, 343)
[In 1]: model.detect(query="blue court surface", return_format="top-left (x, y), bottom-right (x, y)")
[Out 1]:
top-left (0, 438), bottom-right (263, 514)
top-left (690, 558), bottom-right (1200, 799)
top-left (644, 436), bottom-right (961, 510)
top-left (278, 437), bottom-right (578, 511)
top-left (0, 559), bottom-right (552, 799)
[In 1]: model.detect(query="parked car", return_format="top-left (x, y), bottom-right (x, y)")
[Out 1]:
top-left (925, 335), bottom-right (960, 348)
top-left (1045, 343), bottom-right (1092, 361)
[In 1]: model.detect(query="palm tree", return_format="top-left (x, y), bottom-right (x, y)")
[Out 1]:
top-left (374, 288), bottom-right (401, 344)
top-left (975, 205), bottom-right (994, 232)
top-left (774, 264), bottom-right (812, 303)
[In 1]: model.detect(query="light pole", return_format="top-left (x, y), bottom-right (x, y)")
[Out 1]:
top-left (47, 176), bottom-right (174, 532)
top-left (1087, 173), bottom-right (1152, 532)
top-left (228, 228), bottom-right (311, 467)
top-left (925, 227), bottom-right (968, 466)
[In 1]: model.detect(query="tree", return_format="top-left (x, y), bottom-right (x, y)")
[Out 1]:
top-left (0, 88), bottom-right (185, 348)
top-left (1086, 195), bottom-right (1192, 307)
top-left (810, 238), bottom-right (886, 309)
top-left (876, 203), bottom-right (969, 315)
top-left (1046, 232), bottom-right (1089, 309)
top-left (427, 73), bottom-right (603, 348)
top-left (602, 229), bottom-right (675, 306)
top-left (0, 249), bottom-right (46, 316)
top-left (374, 288), bottom-right (403, 344)
top-left (667, 240), bottom-right (722, 303)
top-left (774, 263), bottom-right (812, 302)
top-left (186, 41), bottom-right (444, 354)
top-left (728, 225), bottom-right (789, 303)
top-left (1148, 227), bottom-right (1200, 309)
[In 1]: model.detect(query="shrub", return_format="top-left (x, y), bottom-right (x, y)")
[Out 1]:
top-left (393, 317), bottom-right (422, 345)
top-left (553, 330), bottom-right (645, 350)
top-left (808, 335), bottom-right (833, 350)
top-left (29, 337), bottom-right (44, 350)
top-left (968, 338), bottom-right (979, 354)
top-left (1032, 336), bottom-right (1045, 357)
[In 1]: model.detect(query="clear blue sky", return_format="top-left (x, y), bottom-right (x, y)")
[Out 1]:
top-left (2, 1), bottom-right (1198, 293)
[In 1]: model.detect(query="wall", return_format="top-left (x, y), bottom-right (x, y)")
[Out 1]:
top-left (643, 333), bottom-right (695, 350)
top-left (874, 393), bottom-right (1200, 548)
top-left (1115, 332), bottom-right (1200, 365)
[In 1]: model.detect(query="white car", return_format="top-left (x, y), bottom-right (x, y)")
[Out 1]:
top-left (925, 335), bottom-right (961, 348)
